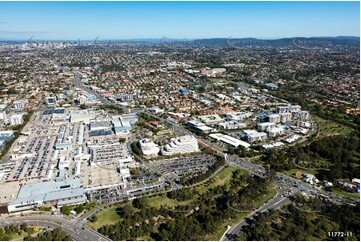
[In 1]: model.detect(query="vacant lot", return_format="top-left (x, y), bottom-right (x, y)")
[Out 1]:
top-left (314, 116), bottom-right (352, 138)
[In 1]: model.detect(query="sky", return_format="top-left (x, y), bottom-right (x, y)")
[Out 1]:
top-left (0, 1), bottom-right (359, 40)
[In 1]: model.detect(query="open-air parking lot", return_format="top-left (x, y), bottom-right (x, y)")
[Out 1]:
top-left (152, 154), bottom-right (218, 176)
top-left (6, 134), bottom-right (58, 182)
top-left (128, 167), bottom-right (158, 185)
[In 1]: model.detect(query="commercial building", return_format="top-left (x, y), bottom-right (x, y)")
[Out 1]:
top-left (276, 105), bottom-right (301, 113)
top-left (45, 97), bottom-right (57, 107)
top-left (52, 113), bottom-right (67, 123)
top-left (112, 114), bottom-right (138, 135)
top-left (70, 110), bottom-right (96, 124)
top-left (210, 133), bottom-right (250, 149)
top-left (283, 134), bottom-right (301, 143)
top-left (225, 112), bottom-right (253, 121)
top-left (205, 68), bottom-right (226, 77)
top-left (197, 114), bottom-right (223, 125)
top-left (257, 122), bottom-right (276, 131)
top-left (187, 120), bottom-right (214, 133)
top-left (297, 111), bottom-right (310, 121)
top-left (299, 121), bottom-right (311, 128)
top-left (119, 167), bottom-right (131, 183)
top-left (266, 127), bottom-right (287, 137)
top-left (262, 142), bottom-right (285, 149)
top-left (7, 178), bottom-right (86, 213)
top-left (279, 112), bottom-right (292, 123)
top-left (77, 124), bottom-right (84, 145)
top-left (117, 94), bottom-right (134, 102)
top-left (303, 173), bottom-right (319, 185)
top-left (268, 114), bottom-right (281, 123)
top-left (294, 128), bottom-right (309, 135)
top-left (242, 130), bottom-right (267, 143)
top-left (89, 121), bottom-right (112, 136)
top-left (10, 114), bottom-right (24, 126)
top-left (0, 130), bottom-right (14, 141)
top-left (84, 92), bottom-right (97, 102)
top-left (264, 83), bottom-right (278, 89)
top-left (13, 100), bottom-right (27, 111)
top-left (146, 107), bottom-right (164, 114)
top-left (77, 95), bottom-right (88, 105)
top-left (121, 113), bottom-right (138, 124)
top-left (218, 121), bottom-right (246, 130)
top-left (161, 135), bottom-right (199, 156)
top-left (139, 139), bottom-right (160, 158)
top-left (55, 143), bottom-right (72, 150)
top-left (0, 110), bottom-right (7, 121)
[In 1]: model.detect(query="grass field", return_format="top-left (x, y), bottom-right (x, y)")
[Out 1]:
top-left (203, 212), bottom-right (249, 241)
top-left (147, 195), bottom-right (194, 209)
top-left (314, 116), bottom-right (352, 137)
top-left (245, 155), bottom-right (262, 163)
top-left (196, 167), bottom-right (246, 194)
top-left (136, 235), bottom-right (155, 241)
top-left (281, 168), bottom-right (316, 177)
top-left (9, 230), bottom-right (29, 241)
top-left (332, 189), bottom-right (360, 199)
top-left (87, 206), bottom-right (123, 229)
top-left (147, 167), bottom-right (243, 208)
top-left (253, 187), bottom-right (278, 208)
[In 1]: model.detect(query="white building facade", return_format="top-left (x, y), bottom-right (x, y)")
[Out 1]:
top-left (161, 135), bottom-right (199, 156)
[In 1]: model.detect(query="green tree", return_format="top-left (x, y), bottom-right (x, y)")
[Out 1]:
top-left (60, 205), bottom-right (72, 215)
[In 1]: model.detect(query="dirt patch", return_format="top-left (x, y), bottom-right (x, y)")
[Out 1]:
top-left (295, 171), bottom-right (303, 179)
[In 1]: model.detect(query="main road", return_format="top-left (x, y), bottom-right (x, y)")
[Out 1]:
top-left (223, 193), bottom-right (290, 241)
top-left (0, 213), bottom-right (110, 241)
top-left (73, 73), bottom-right (110, 105)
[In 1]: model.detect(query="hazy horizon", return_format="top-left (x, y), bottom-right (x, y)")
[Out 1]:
top-left (0, 36), bottom-right (360, 42)
top-left (0, 1), bottom-right (359, 40)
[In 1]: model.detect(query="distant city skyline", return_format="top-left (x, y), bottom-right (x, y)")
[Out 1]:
top-left (0, 1), bottom-right (359, 40)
